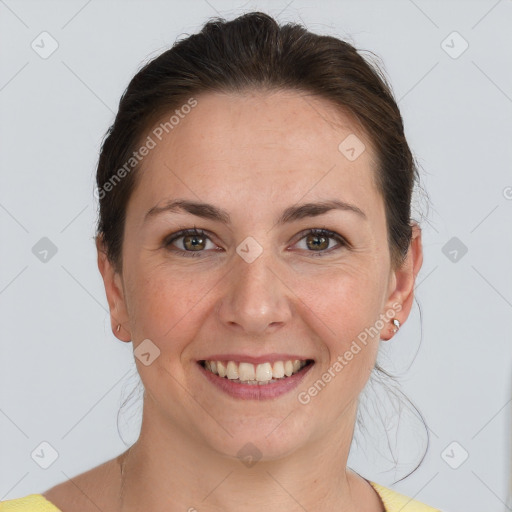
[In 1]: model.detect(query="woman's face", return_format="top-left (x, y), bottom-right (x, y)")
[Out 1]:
top-left (99, 90), bottom-right (421, 460)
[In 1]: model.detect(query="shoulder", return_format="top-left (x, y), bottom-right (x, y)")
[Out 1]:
top-left (40, 454), bottom-right (123, 512)
top-left (368, 481), bottom-right (443, 512)
top-left (0, 494), bottom-right (61, 512)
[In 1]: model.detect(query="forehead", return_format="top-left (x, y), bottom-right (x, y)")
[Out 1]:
top-left (132, 90), bottom-right (381, 223)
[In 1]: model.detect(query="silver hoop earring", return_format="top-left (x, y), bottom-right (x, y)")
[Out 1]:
top-left (392, 319), bottom-right (401, 333)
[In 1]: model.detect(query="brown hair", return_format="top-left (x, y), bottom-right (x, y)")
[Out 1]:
top-left (97, 11), bottom-right (428, 482)
top-left (96, 11), bottom-right (420, 273)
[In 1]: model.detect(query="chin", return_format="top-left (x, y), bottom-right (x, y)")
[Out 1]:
top-left (201, 418), bottom-right (312, 464)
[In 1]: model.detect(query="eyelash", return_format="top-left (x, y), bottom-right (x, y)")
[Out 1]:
top-left (163, 227), bottom-right (348, 258)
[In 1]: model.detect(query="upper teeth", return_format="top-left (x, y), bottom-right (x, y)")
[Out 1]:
top-left (204, 359), bottom-right (309, 382)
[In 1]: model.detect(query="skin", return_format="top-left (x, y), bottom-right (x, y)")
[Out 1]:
top-left (43, 90), bottom-right (422, 512)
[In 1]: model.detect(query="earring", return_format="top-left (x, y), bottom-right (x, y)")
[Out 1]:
top-left (392, 319), bottom-right (401, 333)
top-left (116, 324), bottom-right (121, 333)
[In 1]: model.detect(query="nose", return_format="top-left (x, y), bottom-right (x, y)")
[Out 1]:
top-left (217, 250), bottom-right (292, 336)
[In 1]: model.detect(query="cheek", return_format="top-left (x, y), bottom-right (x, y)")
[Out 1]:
top-left (125, 261), bottom-right (219, 343)
top-left (294, 263), bottom-right (385, 364)
top-left (291, 266), bottom-right (386, 420)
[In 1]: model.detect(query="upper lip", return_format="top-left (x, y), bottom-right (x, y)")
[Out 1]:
top-left (198, 353), bottom-right (315, 365)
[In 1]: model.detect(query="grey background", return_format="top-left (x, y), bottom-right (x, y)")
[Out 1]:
top-left (1, 1), bottom-right (511, 511)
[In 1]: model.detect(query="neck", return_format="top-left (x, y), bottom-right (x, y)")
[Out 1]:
top-left (116, 396), bottom-right (381, 512)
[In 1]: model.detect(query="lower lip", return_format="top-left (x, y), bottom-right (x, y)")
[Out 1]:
top-left (197, 361), bottom-right (314, 400)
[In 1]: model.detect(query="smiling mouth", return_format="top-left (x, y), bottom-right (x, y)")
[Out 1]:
top-left (198, 359), bottom-right (315, 385)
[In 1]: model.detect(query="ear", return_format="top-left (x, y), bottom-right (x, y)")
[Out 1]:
top-left (96, 235), bottom-right (131, 342)
top-left (381, 223), bottom-right (423, 340)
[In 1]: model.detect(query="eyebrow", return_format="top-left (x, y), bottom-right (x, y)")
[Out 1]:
top-left (144, 198), bottom-right (367, 225)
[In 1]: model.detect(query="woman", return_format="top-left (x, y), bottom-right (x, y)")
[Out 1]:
top-left (0, 11), bottom-right (443, 512)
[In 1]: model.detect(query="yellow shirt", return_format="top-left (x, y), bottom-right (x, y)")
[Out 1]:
top-left (0, 481), bottom-right (442, 511)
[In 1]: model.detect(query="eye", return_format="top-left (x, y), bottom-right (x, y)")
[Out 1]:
top-left (292, 228), bottom-right (347, 257)
top-left (163, 227), bottom-right (348, 258)
top-left (163, 227), bottom-right (219, 257)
